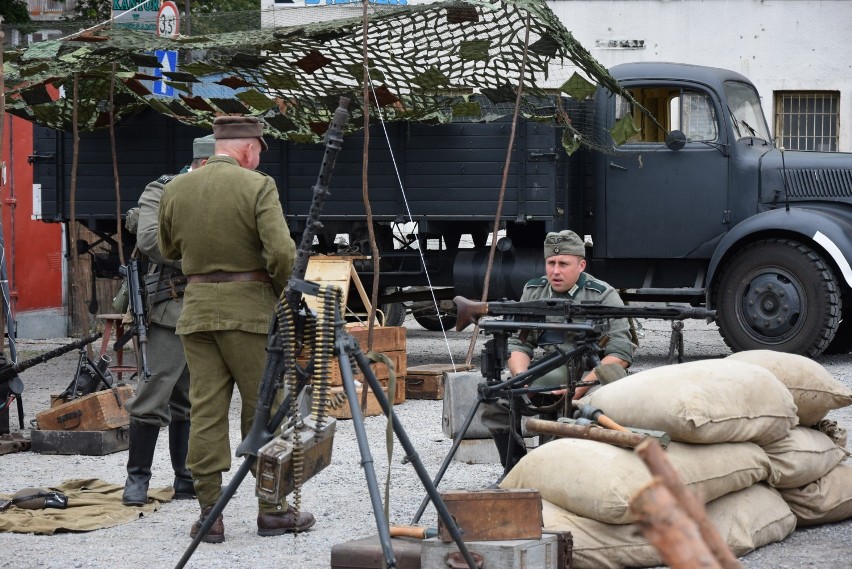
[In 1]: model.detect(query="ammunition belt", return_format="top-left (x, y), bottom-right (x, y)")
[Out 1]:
top-left (144, 270), bottom-right (188, 304)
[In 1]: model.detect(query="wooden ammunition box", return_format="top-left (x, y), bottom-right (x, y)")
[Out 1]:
top-left (31, 425), bottom-right (130, 455)
top-left (330, 535), bottom-right (422, 569)
top-left (437, 488), bottom-right (543, 542)
top-left (327, 384), bottom-right (403, 419)
top-left (405, 364), bottom-right (474, 400)
top-left (422, 534), bottom-right (560, 569)
top-left (299, 326), bottom-right (407, 386)
top-left (35, 386), bottom-right (133, 432)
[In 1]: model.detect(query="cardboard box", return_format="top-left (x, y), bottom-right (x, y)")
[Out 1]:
top-left (437, 488), bottom-right (543, 542)
top-left (36, 386), bottom-right (133, 432)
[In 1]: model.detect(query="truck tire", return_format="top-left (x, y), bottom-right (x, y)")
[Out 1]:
top-left (382, 301), bottom-right (406, 327)
top-left (412, 306), bottom-right (458, 332)
top-left (715, 239), bottom-right (841, 358)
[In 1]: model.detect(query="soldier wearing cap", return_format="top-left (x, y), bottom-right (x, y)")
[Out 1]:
top-left (159, 116), bottom-right (312, 543)
top-left (482, 230), bottom-right (636, 474)
top-left (122, 135), bottom-right (215, 507)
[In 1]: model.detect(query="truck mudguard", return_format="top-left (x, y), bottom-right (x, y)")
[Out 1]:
top-left (706, 205), bottom-right (852, 302)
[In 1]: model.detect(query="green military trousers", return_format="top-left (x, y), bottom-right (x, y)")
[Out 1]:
top-left (180, 329), bottom-right (287, 514)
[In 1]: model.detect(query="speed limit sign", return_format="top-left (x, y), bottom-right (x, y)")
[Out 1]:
top-left (157, 1), bottom-right (180, 38)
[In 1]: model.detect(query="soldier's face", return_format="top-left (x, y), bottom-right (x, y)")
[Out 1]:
top-left (546, 254), bottom-right (586, 293)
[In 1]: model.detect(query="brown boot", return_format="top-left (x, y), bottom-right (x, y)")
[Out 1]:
top-left (257, 507), bottom-right (316, 536)
top-left (189, 506), bottom-right (224, 544)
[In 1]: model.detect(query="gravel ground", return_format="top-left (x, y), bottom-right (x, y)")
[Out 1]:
top-left (1, 315), bottom-right (850, 569)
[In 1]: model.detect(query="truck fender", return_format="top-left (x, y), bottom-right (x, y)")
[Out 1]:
top-left (706, 206), bottom-right (852, 303)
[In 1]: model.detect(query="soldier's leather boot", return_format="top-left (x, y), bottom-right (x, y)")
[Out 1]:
top-left (189, 506), bottom-right (225, 544)
top-left (122, 420), bottom-right (160, 506)
top-left (257, 507), bottom-right (316, 536)
top-left (168, 420), bottom-right (195, 500)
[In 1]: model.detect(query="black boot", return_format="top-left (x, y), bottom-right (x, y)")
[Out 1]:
top-left (169, 420), bottom-right (195, 500)
top-left (122, 421), bottom-right (160, 506)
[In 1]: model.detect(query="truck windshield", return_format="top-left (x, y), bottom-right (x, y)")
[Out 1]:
top-left (724, 81), bottom-right (772, 143)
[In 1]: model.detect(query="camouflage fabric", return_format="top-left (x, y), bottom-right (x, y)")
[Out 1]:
top-left (2, 0), bottom-right (636, 150)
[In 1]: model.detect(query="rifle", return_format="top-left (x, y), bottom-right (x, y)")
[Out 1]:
top-left (454, 296), bottom-right (716, 332)
top-left (117, 258), bottom-right (150, 379)
top-left (0, 333), bottom-right (102, 431)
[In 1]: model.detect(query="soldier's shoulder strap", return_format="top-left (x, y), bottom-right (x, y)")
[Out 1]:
top-left (524, 276), bottom-right (548, 287)
top-left (579, 272), bottom-right (608, 294)
top-left (157, 174), bottom-right (177, 185)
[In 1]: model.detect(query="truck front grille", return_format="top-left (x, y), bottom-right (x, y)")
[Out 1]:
top-left (782, 169), bottom-right (852, 199)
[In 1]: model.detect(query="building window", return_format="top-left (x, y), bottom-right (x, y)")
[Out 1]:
top-left (774, 91), bottom-right (839, 152)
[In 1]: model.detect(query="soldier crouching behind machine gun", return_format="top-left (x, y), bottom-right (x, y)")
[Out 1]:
top-left (455, 230), bottom-right (715, 478)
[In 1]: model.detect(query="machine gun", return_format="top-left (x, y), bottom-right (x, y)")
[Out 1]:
top-left (117, 258), bottom-right (150, 379)
top-left (0, 333), bottom-right (102, 433)
top-left (454, 296), bottom-right (715, 332)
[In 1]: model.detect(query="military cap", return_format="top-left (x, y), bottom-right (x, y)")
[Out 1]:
top-left (11, 487), bottom-right (68, 510)
top-left (212, 116), bottom-right (268, 151)
top-left (192, 134), bottom-right (215, 159)
top-left (544, 230), bottom-right (586, 258)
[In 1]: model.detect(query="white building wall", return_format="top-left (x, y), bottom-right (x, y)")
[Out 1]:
top-left (547, 0), bottom-right (852, 150)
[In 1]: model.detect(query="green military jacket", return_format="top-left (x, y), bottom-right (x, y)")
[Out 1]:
top-left (137, 174), bottom-right (183, 328)
top-left (158, 155), bottom-right (295, 335)
top-left (507, 271), bottom-right (636, 366)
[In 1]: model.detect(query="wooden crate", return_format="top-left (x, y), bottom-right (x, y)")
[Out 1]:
top-left (300, 326), bottom-right (407, 386)
top-left (327, 383), bottom-right (404, 420)
top-left (437, 488), bottom-right (543, 542)
top-left (36, 386), bottom-right (133, 432)
top-left (31, 426), bottom-right (130, 455)
top-left (405, 364), bottom-right (474, 400)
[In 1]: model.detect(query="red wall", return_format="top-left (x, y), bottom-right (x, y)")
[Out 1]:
top-left (1, 113), bottom-right (63, 315)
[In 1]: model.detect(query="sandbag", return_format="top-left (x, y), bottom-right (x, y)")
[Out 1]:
top-left (727, 350), bottom-right (852, 426)
top-left (587, 359), bottom-right (797, 445)
top-left (542, 484), bottom-right (796, 569)
top-left (500, 438), bottom-right (771, 525)
top-left (762, 426), bottom-right (849, 489)
top-left (780, 463), bottom-right (852, 526)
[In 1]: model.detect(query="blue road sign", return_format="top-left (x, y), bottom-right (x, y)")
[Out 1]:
top-left (153, 50), bottom-right (177, 97)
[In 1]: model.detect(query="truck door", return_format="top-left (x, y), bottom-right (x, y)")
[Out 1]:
top-left (604, 85), bottom-right (728, 258)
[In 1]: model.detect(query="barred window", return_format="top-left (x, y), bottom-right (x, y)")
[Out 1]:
top-left (774, 91), bottom-right (839, 152)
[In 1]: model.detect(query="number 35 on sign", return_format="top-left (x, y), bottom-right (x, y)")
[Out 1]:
top-left (157, 1), bottom-right (180, 38)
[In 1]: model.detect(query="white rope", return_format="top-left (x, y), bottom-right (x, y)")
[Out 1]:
top-left (364, 73), bottom-right (462, 371)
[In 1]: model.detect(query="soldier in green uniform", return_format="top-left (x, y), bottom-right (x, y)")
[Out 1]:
top-left (122, 135), bottom-right (214, 507)
top-left (159, 116), bottom-right (314, 543)
top-left (482, 230), bottom-right (636, 472)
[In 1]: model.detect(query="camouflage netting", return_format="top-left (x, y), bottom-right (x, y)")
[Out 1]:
top-left (2, 0), bottom-right (631, 146)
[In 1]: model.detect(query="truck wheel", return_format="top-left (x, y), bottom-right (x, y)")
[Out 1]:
top-left (715, 239), bottom-right (841, 358)
top-left (382, 301), bottom-right (406, 327)
top-left (412, 305), bottom-right (458, 332)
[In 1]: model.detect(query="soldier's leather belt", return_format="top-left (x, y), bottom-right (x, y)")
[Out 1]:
top-left (187, 270), bottom-right (271, 284)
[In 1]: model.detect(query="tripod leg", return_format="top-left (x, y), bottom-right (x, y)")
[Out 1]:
top-left (337, 338), bottom-right (398, 569)
top-left (350, 344), bottom-right (480, 569)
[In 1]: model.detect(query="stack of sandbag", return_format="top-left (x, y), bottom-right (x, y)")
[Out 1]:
top-left (726, 350), bottom-right (852, 527)
top-left (499, 354), bottom-right (852, 569)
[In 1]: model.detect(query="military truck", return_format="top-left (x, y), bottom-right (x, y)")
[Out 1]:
top-left (30, 62), bottom-right (852, 357)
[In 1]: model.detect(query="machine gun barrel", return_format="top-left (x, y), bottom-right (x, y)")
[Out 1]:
top-left (454, 295), bottom-right (716, 332)
top-left (0, 332), bottom-right (101, 384)
top-left (237, 96), bottom-right (351, 459)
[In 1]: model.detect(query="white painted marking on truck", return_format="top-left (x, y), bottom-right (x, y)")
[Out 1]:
top-left (814, 231), bottom-right (852, 288)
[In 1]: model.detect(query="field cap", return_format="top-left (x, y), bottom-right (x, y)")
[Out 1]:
top-left (544, 230), bottom-right (585, 258)
top-left (212, 116), bottom-right (268, 151)
top-left (192, 134), bottom-right (215, 159)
